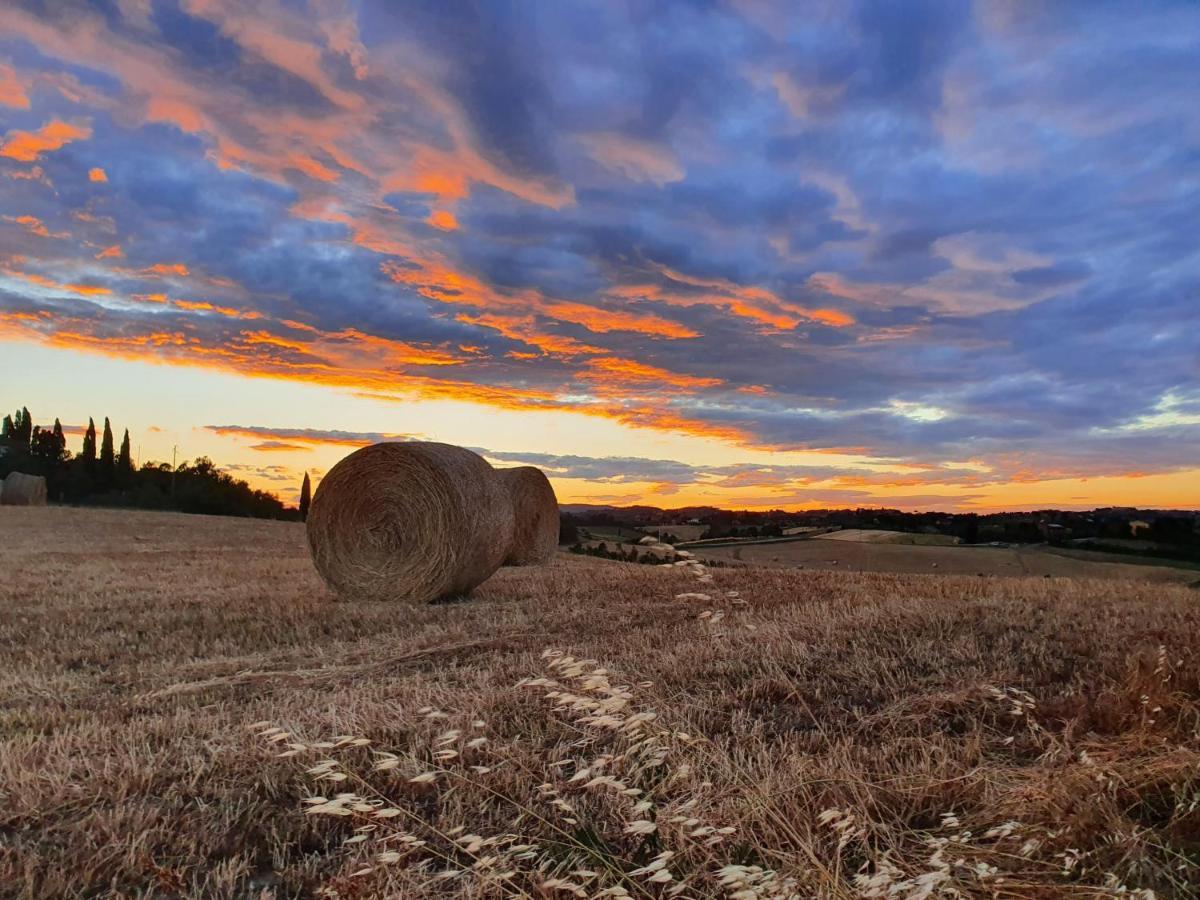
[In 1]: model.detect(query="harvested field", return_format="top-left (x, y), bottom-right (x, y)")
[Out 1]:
top-left (702, 535), bottom-right (1200, 584)
top-left (2, 507), bottom-right (1199, 898)
top-left (813, 528), bottom-right (961, 546)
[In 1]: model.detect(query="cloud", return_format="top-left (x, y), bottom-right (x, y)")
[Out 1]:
top-left (577, 133), bottom-right (684, 185)
top-left (0, 119), bottom-right (91, 162)
top-left (0, 0), bottom-right (1195, 506)
top-left (0, 62), bottom-right (29, 109)
top-left (205, 425), bottom-right (417, 446)
top-left (248, 440), bottom-right (308, 452)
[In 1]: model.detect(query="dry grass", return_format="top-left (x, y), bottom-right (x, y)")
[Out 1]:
top-left (1, 507), bottom-right (1198, 898)
top-left (812, 530), bottom-right (961, 546)
top-left (701, 537), bottom-right (1200, 583)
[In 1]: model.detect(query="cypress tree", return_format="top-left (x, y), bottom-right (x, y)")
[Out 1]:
top-left (82, 418), bottom-right (97, 473)
top-left (118, 429), bottom-right (133, 482)
top-left (299, 472), bottom-right (312, 521)
top-left (52, 419), bottom-right (65, 453)
top-left (99, 417), bottom-right (115, 486)
top-left (18, 406), bottom-right (32, 447)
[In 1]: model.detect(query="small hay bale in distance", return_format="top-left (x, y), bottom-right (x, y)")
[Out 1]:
top-left (306, 441), bottom-right (559, 603)
top-left (495, 466), bottom-right (558, 565)
top-left (0, 472), bottom-right (47, 506)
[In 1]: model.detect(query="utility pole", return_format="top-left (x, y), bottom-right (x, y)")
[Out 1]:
top-left (171, 444), bottom-right (177, 497)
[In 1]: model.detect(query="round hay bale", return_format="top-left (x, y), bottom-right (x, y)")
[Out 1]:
top-left (496, 465), bottom-right (559, 565)
top-left (0, 472), bottom-right (47, 506)
top-left (307, 442), bottom-right (517, 604)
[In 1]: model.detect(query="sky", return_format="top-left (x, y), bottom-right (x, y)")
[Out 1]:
top-left (1, 0), bottom-right (1198, 511)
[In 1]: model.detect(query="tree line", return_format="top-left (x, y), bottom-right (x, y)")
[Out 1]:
top-left (1, 406), bottom-right (297, 520)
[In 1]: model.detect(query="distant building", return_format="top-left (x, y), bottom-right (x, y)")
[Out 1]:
top-left (1129, 520), bottom-right (1151, 536)
top-left (1039, 521), bottom-right (1068, 543)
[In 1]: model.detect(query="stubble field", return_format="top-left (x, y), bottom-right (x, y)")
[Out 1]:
top-left (1, 507), bottom-right (1198, 898)
top-left (700, 536), bottom-right (1200, 583)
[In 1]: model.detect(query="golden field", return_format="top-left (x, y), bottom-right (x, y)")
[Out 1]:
top-left (1, 507), bottom-right (1198, 898)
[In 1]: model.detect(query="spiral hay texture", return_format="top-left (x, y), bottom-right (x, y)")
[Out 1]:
top-left (307, 442), bottom-right (559, 604)
top-left (497, 466), bottom-right (559, 565)
top-left (0, 472), bottom-right (47, 506)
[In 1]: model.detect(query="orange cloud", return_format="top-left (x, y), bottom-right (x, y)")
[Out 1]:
top-left (248, 441), bottom-right (307, 452)
top-left (95, 244), bottom-right (123, 259)
top-left (88, 167), bottom-right (108, 182)
top-left (542, 300), bottom-right (699, 339)
top-left (428, 209), bottom-right (458, 231)
top-left (6, 165), bottom-right (48, 183)
top-left (0, 119), bottom-right (91, 162)
top-left (1, 264), bottom-right (109, 296)
top-left (68, 283), bottom-right (112, 296)
top-left (614, 264), bottom-right (856, 332)
top-left (6, 215), bottom-right (61, 238)
top-left (288, 153), bottom-right (339, 182)
top-left (173, 299), bottom-right (260, 319)
top-left (0, 63), bottom-right (29, 109)
top-left (808, 308), bottom-right (855, 327)
top-left (379, 254), bottom-right (698, 346)
top-left (144, 263), bottom-right (190, 277)
top-left (146, 95), bottom-right (208, 133)
top-left (206, 425), bottom-right (409, 448)
top-left (453, 311), bottom-right (603, 358)
top-left (580, 356), bottom-right (723, 391)
top-left (181, 0), bottom-right (366, 112)
top-left (0, 300), bottom-right (759, 451)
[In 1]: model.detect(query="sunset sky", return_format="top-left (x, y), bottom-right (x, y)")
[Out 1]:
top-left (1, 1), bottom-right (1198, 510)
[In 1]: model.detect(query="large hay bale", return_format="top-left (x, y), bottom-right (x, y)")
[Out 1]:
top-left (308, 442), bottom-right (559, 604)
top-left (496, 466), bottom-right (559, 565)
top-left (0, 472), bottom-right (47, 506)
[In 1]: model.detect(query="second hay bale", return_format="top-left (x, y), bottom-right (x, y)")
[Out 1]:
top-left (496, 466), bottom-right (558, 565)
top-left (0, 472), bottom-right (47, 506)
top-left (307, 442), bottom-right (557, 604)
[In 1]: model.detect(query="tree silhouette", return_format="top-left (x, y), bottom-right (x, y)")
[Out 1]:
top-left (82, 418), bottom-right (97, 473)
top-left (15, 407), bottom-right (32, 449)
top-left (299, 472), bottom-right (312, 521)
top-left (118, 429), bottom-right (133, 483)
top-left (99, 417), bottom-right (115, 487)
top-left (30, 424), bottom-right (66, 464)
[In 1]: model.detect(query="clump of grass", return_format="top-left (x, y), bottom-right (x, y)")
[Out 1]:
top-left (251, 647), bottom-right (796, 897)
top-left (255, 638), bottom-right (1198, 897)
